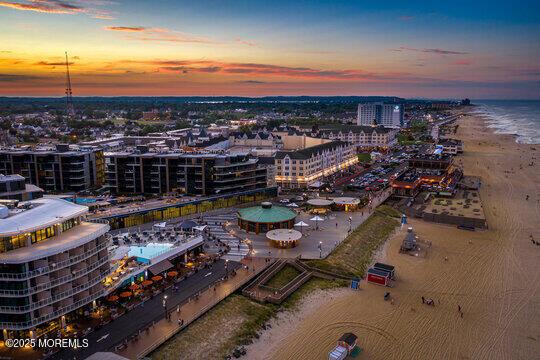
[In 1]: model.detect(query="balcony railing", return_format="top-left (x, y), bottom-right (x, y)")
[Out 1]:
top-left (0, 238), bottom-right (108, 281)
top-left (0, 269), bottom-right (109, 313)
top-left (0, 255), bottom-right (109, 297)
top-left (0, 291), bottom-right (107, 330)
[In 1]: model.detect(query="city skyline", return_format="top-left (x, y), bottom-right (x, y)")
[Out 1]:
top-left (1, 0), bottom-right (539, 98)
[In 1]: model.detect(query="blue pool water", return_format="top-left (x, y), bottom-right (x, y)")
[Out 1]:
top-left (128, 243), bottom-right (174, 263)
top-left (65, 197), bottom-right (99, 204)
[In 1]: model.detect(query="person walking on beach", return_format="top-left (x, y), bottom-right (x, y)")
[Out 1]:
top-left (422, 296), bottom-right (425, 304)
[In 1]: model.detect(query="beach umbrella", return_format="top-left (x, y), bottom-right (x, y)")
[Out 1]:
top-left (167, 271), bottom-right (178, 277)
top-left (294, 221), bottom-right (309, 234)
top-left (141, 280), bottom-right (153, 287)
top-left (151, 275), bottom-right (163, 282)
top-left (310, 216), bottom-right (324, 230)
top-left (119, 291), bottom-right (132, 298)
top-left (107, 295), bottom-right (119, 302)
top-left (128, 284), bottom-right (140, 291)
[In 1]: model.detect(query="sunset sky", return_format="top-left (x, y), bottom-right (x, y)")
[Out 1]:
top-left (1, 0), bottom-right (539, 98)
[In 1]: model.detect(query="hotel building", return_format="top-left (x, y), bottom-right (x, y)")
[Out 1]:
top-left (104, 150), bottom-right (267, 196)
top-left (0, 145), bottom-right (105, 193)
top-left (0, 198), bottom-right (110, 339)
top-left (357, 103), bottom-right (404, 128)
top-left (318, 125), bottom-right (398, 149)
top-left (275, 136), bottom-right (358, 189)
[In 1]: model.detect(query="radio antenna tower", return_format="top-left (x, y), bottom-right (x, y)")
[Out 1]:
top-left (65, 51), bottom-right (75, 118)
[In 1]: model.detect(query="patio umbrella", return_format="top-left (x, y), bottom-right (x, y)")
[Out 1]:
top-left (294, 221), bottom-right (309, 234)
top-left (141, 280), bottom-right (153, 287)
top-left (119, 291), bottom-right (132, 298)
top-left (129, 284), bottom-right (140, 291)
top-left (107, 295), bottom-right (119, 302)
top-left (286, 202), bottom-right (299, 207)
top-left (310, 216), bottom-right (324, 230)
top-left (167, 271), bottom-right (178, 277)
top-left (151, 275), bottom-right (163, 282)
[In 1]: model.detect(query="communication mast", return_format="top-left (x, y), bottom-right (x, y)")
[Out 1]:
top-left (65, 51), bottom-right (75, 118)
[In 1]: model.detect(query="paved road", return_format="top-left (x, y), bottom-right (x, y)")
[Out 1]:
top-left (55, 259), bottom-right (241, 360)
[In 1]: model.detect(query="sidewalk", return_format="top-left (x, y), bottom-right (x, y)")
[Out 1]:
top-left (116, 257), bottom-right (269, 359)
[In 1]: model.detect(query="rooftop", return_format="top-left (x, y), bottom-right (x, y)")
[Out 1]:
top-left (0, 198), bottom-right (88, 236)
top-left (237, 202), bottom-right (296, 223)
top-left (275, 140), bottom-right (349, 160)
top-left (0, 221), bottom-right (109, 263)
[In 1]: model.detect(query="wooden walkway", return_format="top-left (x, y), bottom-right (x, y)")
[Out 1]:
top-left (116, 257), bottom-right (271, 359)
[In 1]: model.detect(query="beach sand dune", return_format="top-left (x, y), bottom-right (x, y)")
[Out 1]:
top-left (245, 114), bottom-right (540, 360)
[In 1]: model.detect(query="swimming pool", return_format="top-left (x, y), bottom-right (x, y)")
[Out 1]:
top-left (65, 197), bottom-right (99, 205)
top-left (128, 243), bottom-right (174, 263)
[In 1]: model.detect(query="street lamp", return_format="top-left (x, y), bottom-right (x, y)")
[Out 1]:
top-left (163, 295), bottom-right (168, 318)
top-left (318, 241), bottom-right (322, 258)
top-left (225, 259), bottom-right (229, 276)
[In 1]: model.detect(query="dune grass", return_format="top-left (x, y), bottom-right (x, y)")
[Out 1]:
top-left (264, 265), bottom-right (301, 289)
top-left (305, 205), bottom-right (400, 277)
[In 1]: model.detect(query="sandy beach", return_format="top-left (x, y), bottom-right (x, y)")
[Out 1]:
top-left (244, 112), bottom-right (540, 360)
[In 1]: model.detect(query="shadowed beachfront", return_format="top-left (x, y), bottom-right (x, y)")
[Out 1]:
top-left (243, 111), bottom-right (540, 360)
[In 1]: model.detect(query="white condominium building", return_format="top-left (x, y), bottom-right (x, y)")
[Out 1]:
top-left (357, 102), bottom-right (404, 128)
top-left (0, 199), bottom-right (110, 339)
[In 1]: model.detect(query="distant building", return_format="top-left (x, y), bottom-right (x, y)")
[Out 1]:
top-left (0, 145), bottom-right (105, 193)
top-left (105, 150), bottom-right (267, 196)
top-left (275, 136), bottom-right (358, 189)
top-left (357, 102), bottom-right (403, 128)
top-left (0, 198), bottom-right (110, 338)
top-left (141, 109), bottom-right (160, 121)
top-left (0, 174), bottom-right (43, 201)
top-left (438, 139), bottom-right (463, 155)
top-left (317, 125), bottom-right (398, 149)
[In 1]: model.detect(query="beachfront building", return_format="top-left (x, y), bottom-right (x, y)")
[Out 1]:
top-left (317, 125), bottom-right (398, 150)
top-left (275, 136), bottom-right (358, 189)
top-left (438, 139), bottom-right (464, 155)
top-left (357, 103), bottom-right (404, 128)
top-left (237, 202), bottom-right (297, 234)
top-left (0, 174), bottom-right (43, 201)
top-left (104, 150), bottom-right (267, 196)
top-left (0, 198), bottom-right (110, 339)
top-left (0, 144), bottom-right (105, 193)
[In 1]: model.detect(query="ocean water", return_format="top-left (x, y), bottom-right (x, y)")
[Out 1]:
top-left (471, 100), bottom-right (540, 144)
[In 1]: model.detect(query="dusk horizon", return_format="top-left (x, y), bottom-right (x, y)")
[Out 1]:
top-left (1, 1), bottom-right (539, 99)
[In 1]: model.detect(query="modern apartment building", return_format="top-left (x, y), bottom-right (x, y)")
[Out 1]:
top-left (0, 145), bottom-right (105, 193)
top-left (104, 150), bottom-right (267, 196)
top-left (0, 198), bottom-right (110, 339)
top-left (275, 136), bottom-right (358, 189)
top-left (318, 125), bottom-right (398, 149)
top-left (357, 102), bottom-right (404, 128)
top-left (0, 174), bottom-right (43, 201)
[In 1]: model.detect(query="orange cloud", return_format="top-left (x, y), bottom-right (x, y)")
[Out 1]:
top-left (104, 26), bottom-right (146, 32)
top-left (0, 0), bottom-right (113, 19)
top-left (123, 59), bottom-right (412, 82)
top-left (105, 26), bottom-right (215, 44)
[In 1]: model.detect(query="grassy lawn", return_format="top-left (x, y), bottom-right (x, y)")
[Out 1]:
top-left (264, 265), bottom-right (301, 289)
top-left (305, 205), bottom-right (400, 277)
top-left (357, 153), bottom-right (372, 162)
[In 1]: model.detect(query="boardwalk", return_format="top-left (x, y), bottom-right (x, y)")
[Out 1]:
top-left (55, 259), bottom-right (243, 360)
top-left (117, 257), bottom-right (269, 359)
